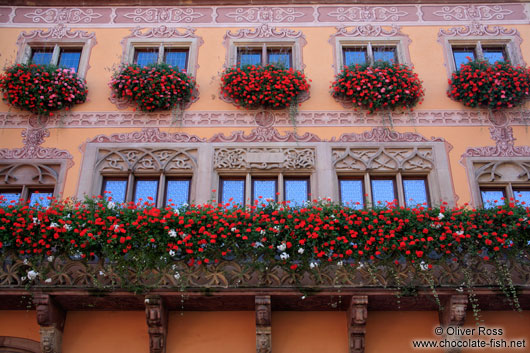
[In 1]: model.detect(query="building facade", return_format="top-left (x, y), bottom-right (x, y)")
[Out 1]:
top-left (0, 1), bottom-right (529, 352)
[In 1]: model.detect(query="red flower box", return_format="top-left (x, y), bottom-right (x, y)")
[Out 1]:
top-left (447, 60), bottom-right (530, 110)
top-left (0, 63), bottom-right (88, 116)
top-left (331, 62), bottom-right (424, 113)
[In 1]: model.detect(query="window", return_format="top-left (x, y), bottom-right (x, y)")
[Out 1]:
top-left (132, 45), bottom-right (189, 70)
top-left (219, 175), bottom-right (309, 207)
top-left (479, 185), bottom-right (530, 208)
top-left (342, 44), bottom-right (397, 67)
top-left (451, 43), bottom-right (508, 69)
top-left (17, 27), bottom-right (96, 78)
top-left (339, 175), bottom-right (429, 208)
top-left (236, 46), bottom-right (292, 68)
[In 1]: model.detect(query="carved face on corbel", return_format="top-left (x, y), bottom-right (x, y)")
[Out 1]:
top-left (256, 304), bottom-right (270, 326)
top-left (147, 306), bottom-right (161, 326)
top-left (256, 333), bottom-right (271, 353)
top-left (451, 304), bottom-right (466, 324)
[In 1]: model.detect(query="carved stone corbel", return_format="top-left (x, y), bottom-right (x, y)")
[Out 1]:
top-left (255, 296), bottom-right (272, 353)
top-left (347, 296), bottom-right (368, 353)
top-left (33, 293), bottom-right (65, 353)
top-left (439, 295), bottom-right (468, 353)
top-left (145, 295), bottom-right (168, 353)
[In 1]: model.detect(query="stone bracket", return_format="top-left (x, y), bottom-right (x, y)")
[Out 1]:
top-left (347, 295), bottom-right (368, 353)
top-left (145, 295), bottom-right (168, 353)
top-left (439, 295), bottom-right (469, 353)
top-left (256, 295), bottom-right (272, 353)
top-left (33, 293), bottom-right (66, 353)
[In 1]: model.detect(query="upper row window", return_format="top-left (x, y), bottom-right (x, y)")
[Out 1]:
top-left (343, 44), bottom-right (397, 67)
top-left (131, 44), bottom-right (189, 70)
top-left (237, 45), bottom-right (292, 68)
top-left (452, 43), bottom-right (508, 69)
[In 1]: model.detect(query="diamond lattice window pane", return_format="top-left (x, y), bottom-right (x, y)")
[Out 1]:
top-left (513, 189), bottom-right (530, 206)
top-left (29, 192), bottom-right (53, 207)
top-left (403, 179), bottom-right (428, 207)
top-left (0, 192), bottom-right (21, 205)
top-left (285, 179), bottom-right (308, 207)
top-left (134, 180), bottom-right (159, 204)
top-left (103, 180), bottom-right (127, 203)
top-left (165, 180), bottom-right (190, 207)
top-left (253, 179), bottom-right (276, 203)
top-left (371, 179), bottom-right (396, 206)
top-left (340, 179), bottom-right (364, 209)
top-left (481, 190), bottom-right (505, 209)
top-left (221, 179), bottom-right (245, 206)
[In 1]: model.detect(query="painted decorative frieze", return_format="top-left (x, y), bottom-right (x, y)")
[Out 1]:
top-left (113, 7), bottom-right (212, 24)
top-left (16, 23), bottom-right (95, 43)
top-left (332, 146), bottom-right (434, 171)
top-left (216, 7), bottom-right (313, 23)
top-left (225, 24), bottom-right (305, 40)
top-left (463, 125), bottom-right (530, 158)
top-left (13, 7), bottom-right (111, 24)
top-left (422, 4), bottom-right (525, 22)
top-left (318, 6), bottom-right (418, 22)
top-left (214, 147), bottom-right (315, 170)
top-left (0, 128), bottom-right (72, 160)
top-left (438, 22), bottom-right (519, 38)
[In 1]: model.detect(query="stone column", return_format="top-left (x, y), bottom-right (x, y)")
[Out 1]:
top-left (33, 293), bottom-right (65, 353)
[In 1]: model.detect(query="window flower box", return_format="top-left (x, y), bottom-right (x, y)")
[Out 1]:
top-left (0, 63), bottom-right (88, 116)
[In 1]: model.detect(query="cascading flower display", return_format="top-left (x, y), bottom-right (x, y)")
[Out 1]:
top-left (0, 196), bottom-right (528, 271)
top-left (220, 64), bottom-right (310, 109)
top-left (331, 62), bottom-right (424, 113)
top-left (110, 63), bottom-right (196, 112)
top-left (0, 63), bottom-right (88, 116)
top-left (447, 60), bottom-right (530, 110)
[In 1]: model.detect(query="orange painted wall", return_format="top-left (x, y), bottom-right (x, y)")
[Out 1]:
top-left (0, 310), bottom-right (40, 341)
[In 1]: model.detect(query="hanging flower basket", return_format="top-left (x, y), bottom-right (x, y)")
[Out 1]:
top-left (220, 64), bottom-right (310, 110)
top-left (110, 63), bottom-right (196, 113)
top-left (331, 62), bottom-right (424, 113)
top-left (447, 60), bottom-right (530, 110)
top-left (0, 63), bottom-right (88, 116)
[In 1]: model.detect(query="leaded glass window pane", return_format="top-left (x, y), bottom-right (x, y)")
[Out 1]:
top-left (165, 179), bottom-right (190, 207)
top-left (285, 179), bottom-right (308, 207)
top-left (253, 179), bottom-right (276, 203)
top-left (238, 49), bottom-right (262, 67)
top-left (135, 50), bottom-right (158, 67)
top-left (267, 49), bottom-right (291, 68)
top-left (340, 179), bottom-right (364, 209)
top-left (480, 189), bottom-right (505, 209)
top-left (29, 192), bottom-right (53, 207)
top-left (58, 49), bottom-right (81, 72)
top-left (164, 49), bottom-right (188, 70)
top-left (482, 47), bottom-right (506, 64)
top-left (513, 189), bottom-right (530, 206)
top-left (103, 179), bottom-right (127, 203)
top-left (371, 179), bottom-right (396, 206)
top-left (31, 49), bottom-right (53, 65)
top-left (453, 47), bottom-right (475, 69)
top-left (343, 47), bottom-right (367, 66)
top-left (221, 179), bottom-right (245, 206)
top-left (373, 46), bottom-right (397, 63)
top-left (134, 180), bottom-right (159, 204)
top-left (403, 179), bottom-right (428, 207)
top-left (0, 192), bottom-right (21, 205)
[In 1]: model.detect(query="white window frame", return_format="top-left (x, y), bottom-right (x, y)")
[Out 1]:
top-left (337, 39), bottom-right (406, 69)
top-left (227, 39), bottom-right (303, 70)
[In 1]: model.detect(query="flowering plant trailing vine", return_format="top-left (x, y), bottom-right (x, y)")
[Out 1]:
top-left (331, 62), bottom-right (424, 113)
top-left (110, 63), bottom-right (196, 113)
top-left (220, 64), bottom-right (310, 110)
top-left (0, 63), bottom-right (88, 116)
top-left (447, 60), bottom-right (530, 110)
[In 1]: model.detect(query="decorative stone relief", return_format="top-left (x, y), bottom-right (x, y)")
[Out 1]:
top-left (331, 127), bottom-right (445, 143)
top-left (214, 147), bottom-right (315, 170)
top-left (96, 147), bottom-right (197, 173)
top-left (428, 5), bottom-right (519, 21)
top-left (347, 296), bottom-right (368, 353)
top-left (255, 296), bottom-right (272, 353)
top-left (16, 23), bottom-right (96, 44)
top-left (225, 24), bottom-right (305, 40)
top-left (34, 293), bottom-right (65, 353)
top-left (332, 24), bottom-right (403, 38)
top-left (209, 127), bottom-right (321, 143)
top-left (114, 7), bottom-right (210, 24)
top-left (463, 125), bottom-right (530, 158)
top-left (220, 7), bottom-right (308, 23)
top-left (439, 295), bottom-right (468, 353)
top-left (322, 6), bottom-right (412, 22)
top-left (89, 127), bottom-right (205, 144)
top-left (0, 128), bottom-right (73, 161)
top-left (333, 147), bottom-right (434, 171)
top-left (21, 8), bottom-right (104, 24)
top-left (145, 295), bottom-right (168, 353)
top-left (0, 162), bottom-right (59, 185)
top-left (438, 23), bottom-right (518, 38)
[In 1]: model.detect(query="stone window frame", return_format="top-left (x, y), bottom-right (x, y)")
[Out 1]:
top-left (223, 24), bottom-right (306, 70)
top-left (438, 23), bottom-right (525, 77)
top-left (121, 26), bottom-right (203, 77)
top-left (329, 25), bottom-right (412, 74)
top-left (78, 143), bottom-right (199, 208)
top-left (331, 141), bottom-right (454, 208)
top-left (464, 156), bottom-right (530, 208)
top-left (16, 24), bottom-right (97, 79)
top-left (213, 143), bottom-right (317, 206)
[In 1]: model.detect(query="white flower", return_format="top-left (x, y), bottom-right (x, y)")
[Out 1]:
top-left (260, 229), bottom-right (266, 235)
top-left (174, 208), bottom-right (180, 215)
top-left (420, 261), bottom-right (429, 271)
top-left (23, 259), bottom-right (29, 265)
top-left (63, 224), bottom-right (72, 231)
top-left (337, 261), bottom-right (343, 267)
top-left (357, 262), bottom-right (365, 269)
top-left (113, 224), bottom-right (120, 231)
top-left (47, 256), bottom-right (54, 262)
top-left (297, 248), bottom-right (304, 254)
top-left (438, 213), bottom-right (445, 220)
top-left (21, 276), bottom-right (27, 281)
top-left (277, 243), bottom-right (287, 252)
top-left (27, 270), bottom-right (39, 280)
top-left (99, 270), bottom-right (105, 276)
top-left (253, 242), bottom-right (264, 248)
top-left (169, 250), bottom-right (176, 256)
top-left (44, 278), bottom-right (52, 283)
top-left (49, 222), bottom-right (59, 228)
top-left (107, 202), bottom-right (115, 209)
top-left (168, 229), bottom-right (177, 238)
top-left (280, 252), bottom-right (289, 260)
top-left (231, 227), bottom-right (237, 232)
top-left (273, 225), bottom-right (279, 231)
top-left (32, 217), bottom-right (39, 224)
top-left (455, 230), bottom-right (464, 236)
top-left (174, 272), bottom-right (181, 280)
top-left (310, 261), bottom-right (318, 269)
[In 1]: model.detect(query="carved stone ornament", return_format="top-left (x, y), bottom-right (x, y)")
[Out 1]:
top-left (145, 295), bottom-right (168, 353)
top-left (209, 127), bottom-right (321, 143)
top-left (439, 295), bottom-right (468, 327)
top-left (332, 24), bottom-right (403, 38)
top-left (33, 293), bottom-right (66, 353)
top-left (0, 128), bottom-right (73, 161)
top-left (22, 8), bottom-right (103, 24)
top-left (326, 6), bottom-right (408, 22)
top-left (224, 7), bottom-right (305, 23)
top-left (463, 125), bottom-right (530, 158)
top-left (16, 23), bottom-right (96, 44)
top-left (256, 296), bottom-right (271, 353)
top-left (331, 127), bottom-right (445, 143)
top-left (432, 5), bottom-right (514, 22)
top-left (225, 23), bottom-right (304, 40)
top-left (333, 146), bottom-right (434, 172)
top-left (347, 296), bottom-right (368, 353)
top-left (439, 22), bottom-right (518, 38)
top-left (214, 147), bottom-right (315, 170)
top-left (89, 127), bottom-right (205, 144)
top-left (96, 147), bottom-right (197, 173)
top-left (120, 8), bottom-right (205, 23)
